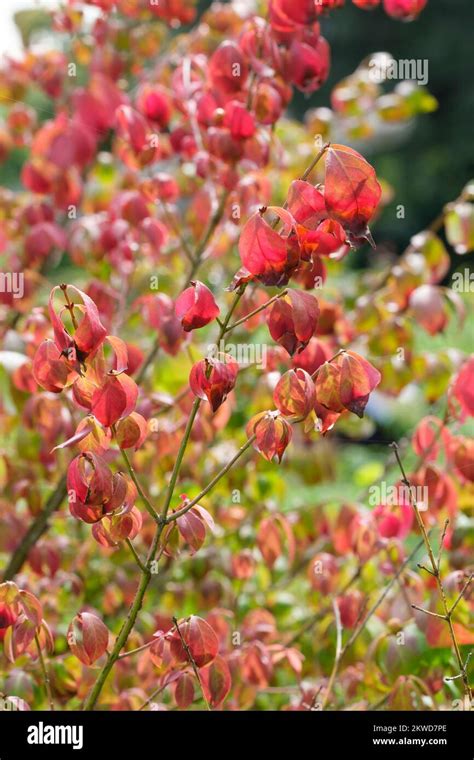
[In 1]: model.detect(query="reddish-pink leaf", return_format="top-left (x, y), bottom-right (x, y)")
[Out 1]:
top-left (174, 672), bottom-right (195, 708)
top-left (67, 612), bottom-right (109, 666)
top-left (452, 357), bottom-right (474, 419)
top-left (246, 411), bottom-right (293, 463)
top-left (33, 339), bottom-right (76, 393)
top-left (383, 0), bottom-right (427, 21)
top-left (267, 289), bottom-right (319, 355)
top-left (286, 180), bottom-right (326, 226)
top-left (170, 616), bottom-right (219, 668)
top-left (175, 280), bottom-right (220, 332)
top-left (324, 144), bottom-right (381, 239)
top-left (91, 373), bottom-right (138, 427)
top-left (49, 284), bottom-right (107, 358)
top-left (176, 507), bottom-right (207, 555)
top-left (239, 212), bottom-right (287, 278)
top-left (200, 655), bottom-right (232, 708)
top-left (338, 350), bottom-right (381, 417)
top-left (115, 412), bottom-right (148, 450)
top-left (315, 361), bottom-right (344, 413)
top-left (189, 354), bottom-right (238, 412)
top-left (273, 368), bottom-right (316, 418)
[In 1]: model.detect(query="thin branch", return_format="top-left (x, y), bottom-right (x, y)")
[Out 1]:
top-left (321, 600), bottom-right (343, 711)
top-left (311, 349), bottom-right (346, 380)
top-left (135, 341), bottom-right (160, 386)
top-left (165, 434), bottom-right (256, 524)
top-left (449, 574), bottom-right (473, 616)
top-left (411, 604), bottom-right (446, 620)
top-left (286, 566), bottom-right (361, 646)
top-left (224, 289), bottom-right (288, 334)
top-left (437, 519), bottom-right (450, 571)
top-left (125, 539), bottom-right (148, 574)
top-left (160, 202), bottom-right (195, 264)
top-left (390, 442), bottom-right (473, 700)
top-left (138, 681), bottom-right (168, 711)
top-left (116, 437), bottom-right (161, 525)
top-left (321, 535), bottom-right (426, 709)
top-left (118, 640), bottom-right (154, 660)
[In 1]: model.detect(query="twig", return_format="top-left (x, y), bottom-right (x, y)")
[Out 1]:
top-left (321, 600), bottom-right (343, 710)
top-left (118, 639), bottom-right (154, 660)
top-left (125, 539), bottom-right (148, 574)
top-left (224, 289), bottom-right (288, 334)
top-left (411, 604), bottom-right (446, 620)
top-left (449, 574), bottom-right (473, 616)
top-left (286, 566), bottom-right (361, 646)
top-left (321, 535), bottom-right (426, 709)
top-left (390, 442), bottom-right (473, 700)
top-left (165, 434), bottom-right (256, 524)
top-left (138, 681), bottom-right (168, 711)
top-left (34, 632), bottom-right (54, 711)
top-left (115, 435), bottom-right (161, 525)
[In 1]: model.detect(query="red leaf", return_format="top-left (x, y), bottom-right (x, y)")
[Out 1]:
top-left (412, 416), bottom-right (451, 462)
top-left (287, 179), bottom-right (326, 227)
top-left (67, 612), bottom-right (109, 666)
top-left (170, 616), bottom-right (219, 668)
top-left (51, 418), bottom-right (94, 452)
top-left (238, 208), bottom-right (296, 285)
top-left (49, 285), bottom-right (107, 359)
top-left (287, 35), bottom-right (330, 94)
top-left (208, 41), bottom-right (248, 95)
top-left (175, 280), bottom-right (220, 332)
top-left (314, 361), bottom-right (344, 413)
top-left (452, 356), bottom-right (474, 419)
top-left (33, 339), bottom-right (76, 393)
top-left (257, 514), bottom-right (295, 569)
top-left (267, 289), bottom-right (319, 355)
top-left (324, 144), bottom-right (381, 239)
top-left (409, 285), bottom-right (448, 335)
top-left (383, 0), bottom-right (427, 21)
top-left (176, 507), bottom-right (207, 554)
top-left (115, 412), bottom-right (148, 450)
top-left (338, 590), bottom-right (365, 628)
top-left (174, 672), bottom-right (195, 708)
top-left (189, 354), bottom-right (238, 412)
top-left (91, 373), bottom-right (138, 427)
top-left (200, 655), bottom-right (232, 708)
top-left (338, 350), bottom-right (381, 417)
top-left (273, 368), bottom-right (316, 418)
top-left (246, 411), bottom-right (293, 463)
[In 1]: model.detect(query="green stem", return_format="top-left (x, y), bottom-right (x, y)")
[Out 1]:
top-left (116, 437), bottom-right (161, 525)
top-left (125, 538), bottom-right (147, 573)
top-left (35, 632), bottom-right (54, 711)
